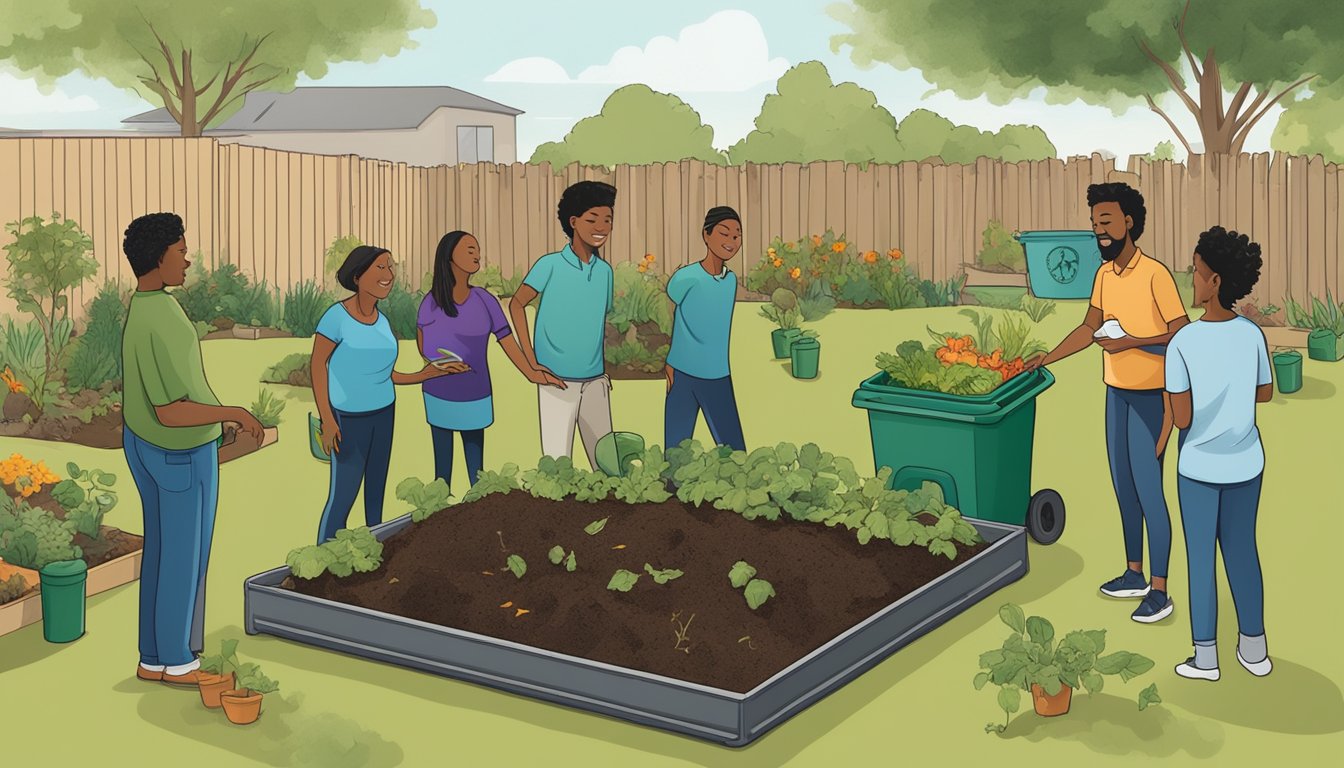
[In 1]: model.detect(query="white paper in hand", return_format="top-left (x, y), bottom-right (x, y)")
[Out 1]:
top-left (1094, 319), bottom-right (1128, 340)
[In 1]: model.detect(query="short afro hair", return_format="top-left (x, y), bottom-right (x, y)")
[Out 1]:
top-left (1195, 226), bottom-right (1262, 310)
top-left (335, 245), bottom-right (391, 293)
top-left (557, 181), bottom-right (617, 239)
top-left (1087, 183), bottom-right (1147, 242)
top-left (123, 213), bottom-right (185, 277)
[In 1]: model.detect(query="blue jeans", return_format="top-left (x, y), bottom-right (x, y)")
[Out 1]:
top-left (431, 426), bottom-right (485, 490)
top-left (664, 370), bottom-right (746, 452)
top-left (1177, 473), bottom-right (1265, 643)
top-left (1105, 387), bottom-right (1172, 578)
top-left (123, 429), bottom-right (218, 668)
top-left (317, 404), bottom-right (395, 544)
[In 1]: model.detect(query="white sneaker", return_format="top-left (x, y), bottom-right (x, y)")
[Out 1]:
top-left (1175, 658), bottom-right (1220, 681)
top-left (1237, 649), bottom-right (1273, 677)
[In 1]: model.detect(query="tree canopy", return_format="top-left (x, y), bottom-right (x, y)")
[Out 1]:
top-left (0, 0), bottom-right (435, 136)
top-left (829, 0), bottom-right (1341, 155)
top-left (1272, 84), bottom-right (1344, 162)
top-left (530, 85), bottom-right (726, 167)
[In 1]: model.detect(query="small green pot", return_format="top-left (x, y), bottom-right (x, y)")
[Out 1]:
top-left (771, 328), bottom-right (802, 359)
top-left (1272, 350), bottom-right (1303, 394)
top-left (39, 559), bottom-right (88, 644)
top-left (790, 337), bottom-right (821, 379)
top-left (1306, 329), bottom-right (1344, 362)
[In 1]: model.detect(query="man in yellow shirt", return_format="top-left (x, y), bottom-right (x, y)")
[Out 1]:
top-left (1027, 183), bottom-right (1190, 624)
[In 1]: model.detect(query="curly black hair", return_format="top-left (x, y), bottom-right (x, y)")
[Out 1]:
top-left (557, 181), bottom-right (617, 239)
top-left (123, 212), bottom-right (185, 277)
top-left (1087, 183), bottom-right (1147, 242)
top-left (1195, 226), bottom-right (1262, 310)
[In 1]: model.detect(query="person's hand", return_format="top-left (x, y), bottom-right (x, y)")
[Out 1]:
top-left (1023, 353), bottom-right (1047, 372)
top-left (422, 361), bottom-right (470, 380)
top-left (1094, 336), bottom-right (1135, 353)
top-left (320, 417), bottom-right (342, 456)
top-left (665, 365), bottom-right (674, 394)
top-left (232, 408), bottom-right (265, 442)
top-left (525, 367), bottom-right (566, 388)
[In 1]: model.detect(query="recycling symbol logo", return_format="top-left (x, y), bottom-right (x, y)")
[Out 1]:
top-left (1046, 246), bottom-right (1080, 284)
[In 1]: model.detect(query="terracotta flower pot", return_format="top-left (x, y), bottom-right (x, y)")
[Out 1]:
top-left (1030, 683), bottom-right (1072, 717)
top-left (198, 672), bottom-right (236, 709)
top-left (220, 689), bottom-right (263, 724)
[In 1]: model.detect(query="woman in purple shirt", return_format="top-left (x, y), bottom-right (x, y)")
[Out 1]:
top-left (417, 231), bottom-right (563, 488)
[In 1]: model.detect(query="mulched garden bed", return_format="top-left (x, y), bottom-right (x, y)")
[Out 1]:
top-left (284, 493), bottom-right (988, 693)
top-left (605, 321), bottom-right (671, 381)
top-left (0, 391), bottom-right (124, 449)
top-left (2, 486), bottom-right (143, 569)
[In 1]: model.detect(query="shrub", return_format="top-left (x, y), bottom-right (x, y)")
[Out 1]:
top-left (0, 316), bottom-right (56, 413)
top-left (610, 261), bottom-right (671, 335)
top-left (760, 288), bottom-right (802, 329)
top-left (281, 280), bottom-right (334, 338)
top-left (750, 230), bottom-right (942, 310)
top-left (172, 261), bottom-right (277, 327)
top-left (251, 387), bottom-right (286, 429)
top-left (1285, 292), bottom-right (1344, 335)
top-left (478, 265), bottom-right (524, 298)
top-left (918, 274), bottom-right (968, 308)
top-left (261, 353), bottom-right (313, 388)
top-left (605, 337), bottom-right (668, 373)
top-left (323, 235), bottom-right (364, 284)
top-left (798, 279), bottom-right (837, 321)
top-left (0, 495), bottom-right (81, 570)
top-left (0, 573), bottom-right (27, 605)
top-left (65, 281), bottom-right (128, 392)
top-left (50, 462), bottom-right (119, 540)
top-left (976, 220), bottom-right (1026, 272)
top-left (381, 282), bottom-right (419, 340)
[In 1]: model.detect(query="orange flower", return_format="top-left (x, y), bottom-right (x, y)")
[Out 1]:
top-left (644, 253), bottom-right (656, 263)
top-left (789, 267), bottom-right (802, 280)
top-left (832, 242), bottom-right (847, 253)
top-left (1, 367), bottom-right (24, 394)
top-left (772, 258), bottom-right (783, 267)
top-left (637, 264), bottom-right (648, 273)
top-left (767, 247), bottom-right (777, 256)
top-left (888, 248), bottom-right (903, 261)
top-left (863, 251), bottom-right (878, 264)
top-left (811, 235), bottom-right (822, 247)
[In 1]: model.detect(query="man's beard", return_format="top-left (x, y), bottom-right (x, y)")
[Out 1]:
top-left (1097, 235), bottom-right (1127, 262)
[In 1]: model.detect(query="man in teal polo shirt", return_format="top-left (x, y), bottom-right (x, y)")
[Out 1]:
top-left (509, 181), bottom-right (617, 469)
top-left (664, 206), bottom-right (746, 452)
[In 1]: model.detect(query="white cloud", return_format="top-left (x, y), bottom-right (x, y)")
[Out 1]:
top-left (0, 73), bottom-right (100, 116)
top-left (484, 10), bottom-right (789, 94)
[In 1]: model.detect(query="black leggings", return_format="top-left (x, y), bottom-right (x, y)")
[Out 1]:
top-left (431, 426), bottom-right (485, 490)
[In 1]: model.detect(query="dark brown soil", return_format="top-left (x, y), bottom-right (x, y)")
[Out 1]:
top-left (605, 321), bottom-right (671, 381)
top-left (0, 405), bottom-right (123, 449)
top-left (2, 486), bottom-right (143, 567)
top-left (1240, 301), bottom-right (1284, 327)
top-left (285, 493), bottom-right (989, 693)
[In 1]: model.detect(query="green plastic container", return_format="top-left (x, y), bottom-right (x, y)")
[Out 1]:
top-left (1273, 350), bottom-right (1303, 394)
top-left (39, 559), bottom-right (88, 643)
top-left (790, 338), bottom-right (820, 379)
top-left (771, 328), bottom-right (802, 359)
top-left (851, 368), bottom-right (1065, 543)
top-left (1015, 230), bottom-right (1104, 300)
top-left (595, 431), bottom-right (646, 477)
top-left (1306, 329), bottom-right (1344, 362)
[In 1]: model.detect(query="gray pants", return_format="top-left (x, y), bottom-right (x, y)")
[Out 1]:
top-left (538, 376), bottom-right (613, 471)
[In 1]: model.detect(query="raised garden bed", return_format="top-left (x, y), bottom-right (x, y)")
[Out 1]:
top-left (219, 425), bottom-right (280, 465)
top-left (963, 265), bottom-right (1028, 287)
top-left (244, 446), bottom-right (1027, 746)
top-left (604, 321), bottom-right (670, 381)
top-left (0, 388), bottom-right (124, 449)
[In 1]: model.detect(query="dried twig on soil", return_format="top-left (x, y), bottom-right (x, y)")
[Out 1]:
top-left (671, 611), bottom-right (695, 654)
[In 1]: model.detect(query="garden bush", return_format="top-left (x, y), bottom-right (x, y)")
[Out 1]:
top-left (976, 220), bottom-right (1026, 273)
top-left (1285, 291), bottom-right (1344, 334)
top-left (610, 258), bottom-right (672, 334)
top-left (478, 265), bottom-right (524, 298)
top-left (65, 281), bottom-right (128, 392)
top-left (323, 235), bottom-right (364, 285)
top-left (261, 353), bottom-right (312, 388)
top-left (281, 280), bottom-right (335, 338)
top-left (250, 387), bottom-right (286, 428)
top-left (172, 261), bottom-right (277, 328)
top-left (381, 282), bottom-right (419, 340)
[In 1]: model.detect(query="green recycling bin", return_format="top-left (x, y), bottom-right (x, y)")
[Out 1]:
top-left (851, 368), bottom-right (1065, 544)
top-left (1272, 350), bottom-right (1303, 394)
top-left (39, 559), bottom-right (88, 643)
top-left (1016, 230), bottom-right (1104, 300)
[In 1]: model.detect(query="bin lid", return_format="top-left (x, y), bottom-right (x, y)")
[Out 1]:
top-left (40, 558), bottom-right (88, 584)
top-left (1015, 230), bottom-right (1097, 241)
top-left (791, 337), bottom-right (820, 349)
top-left (852, 368), bottom-right (1054, 424)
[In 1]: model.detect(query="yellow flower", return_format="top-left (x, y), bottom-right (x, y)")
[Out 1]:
top-left (1, 367), bottom-right (25, 394)
top-left (832, 242), bottom-right (847, 253)
top-left (637, 264), bottom-right (648, 273)
top-left (888, 248), bottom-right (903, 261)
top-left (767, 247), bottom-right (777, 256)
top-left (789, 267), bottom-right (802, 280)
top-left (864, 251), bottom-right (878, 264)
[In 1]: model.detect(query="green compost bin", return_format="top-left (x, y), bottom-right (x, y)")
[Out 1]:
top-left (39, 558), bottom-right (88, 643)
top-left (1015, 230), bottom-right (1104, 300)
top-left (851, 368), bottom-right (1065, 544)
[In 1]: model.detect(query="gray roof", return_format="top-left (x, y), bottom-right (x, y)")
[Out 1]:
top-left (123, 86), bottom-right (522, 131)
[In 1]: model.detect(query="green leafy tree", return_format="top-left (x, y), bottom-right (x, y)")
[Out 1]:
top-left (1272, 83), bottom-right (1344, 162)
top-left (1144, 140), bottom-right (1177, 161)
top-left (896, 109), bottom-right (1055, 163)
top-left (729, 62), bottom-right (905, 165)
top-left (531, 85), bottom-right (726, 167)
top-left (0, 0), bottom-right (436, 137)
top-left (2, 214), bottom-right (97, 388)
top-left (830, 0), bottom-right (1338, 156)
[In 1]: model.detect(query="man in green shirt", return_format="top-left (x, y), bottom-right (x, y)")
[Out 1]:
top-left (121, 213), bottom-right (263, 687)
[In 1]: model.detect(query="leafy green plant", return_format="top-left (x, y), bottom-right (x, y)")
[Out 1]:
top-left (250, 388), bottom-right (286, 429)
top-left (65, 281), bottom-right (128, 392)
top-left (728, 561), bottom-right (757, 588)
top-left (506, 554), bottom-right (526, 579)
top-left (200, 638), bottom-right (241, 677)
top-left (521, 456), bottom-right (616, 503)
top-left (0, 573), bottom-right (29, 605)
top-left (604, 337), bottom-right (667, 374)
top-left (610, 447), bottom-right (672, 504)
top-left (1138, 683), bottom-right (1162, 711)
top-left (0, 316), bottom-right (59, 414)
top-left (285, 527), bottom-right (383, 579)
top-left (1285, 292), bottom-right (1344, 335)
top-left (261, 352), bottom-right (312, 388)
top-left (234, 661), bottom-right (280, 695)
top-left (323, 235), bottom-right (364, 285)
top-left (221, 281), bottom-right (277, 328)
top-left (744, 579), bottom-right (775, 609)
top-left (609, 262), bottom-right (672, 335)
top-left (644, 563), bottom-right (683, 584)
top-left (759, 288), bottom-right (802, 330)
top-left (607, 569), bottom-right (640, 592)
top-left (381, 281), bottom-right (420, 340)
top-left (0, 497), bottom-right (81, 570)
top-left (917, 274), bottom-right (968, 308)
top-left (930, 309), bottom-right (1048, 363)
top-left (975, 603), bottom-right (1158, 733)
top-left (976, 220), bottom-right (1026, 272)
top-left (395, 477), bottom-right (453, 522)
top-left (547, 546), bottom-right (578, 572)
top-left (282, 280), bottom-right (335, 337)
top-left (798, 279), bottom-right (837, 321)
top-left (584, 517), bottom-right (609, 535)
top-left (1018, 294), bottom-right (1057, 323)
top-left (2, 214), bottom-right (97, 390)
top-left (877, 340), bottom-right (1002, 396)
top-left (50, 462), bottom-right (119, 540)
top-left (461, 464), bottom-right (521, 503)
top-left (477, 265), bottom-right (524, 298)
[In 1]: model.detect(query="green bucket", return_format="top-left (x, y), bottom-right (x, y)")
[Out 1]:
top-left (771, 328), bottom-right (802, 359)
top-left (39, 559), bottom-right (88, 643)
top-left (595, 431), bottom-right (646, 477)
top-left (851, 369), bottom-right (1054, 527)
top-left (1306, 330), bottom-right (1344, 362)
top-left (1272, 350), bottom-right (1303, 394)
top-left (790, 338), bottom-right (820, 379)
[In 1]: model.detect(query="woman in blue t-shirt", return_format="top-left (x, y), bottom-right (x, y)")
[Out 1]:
top-left (311, 245), bottom-right (468, 544)
top-left (1165, 227), bottom-right (1274, 682)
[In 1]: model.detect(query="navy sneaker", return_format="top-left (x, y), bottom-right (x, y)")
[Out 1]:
top-left (1131, 589), bottom-right (1174, 623)
top-left (1099, 569), bottom-right (1150, 598)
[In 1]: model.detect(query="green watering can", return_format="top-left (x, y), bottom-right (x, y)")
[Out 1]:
top-left (595, 432), bottom-right (646, 477)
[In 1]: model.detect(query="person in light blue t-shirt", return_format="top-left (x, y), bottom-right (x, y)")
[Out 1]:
top-left (1165, 226), bottom-right (1274, 683)
top-left (311, 245), bottom-right (467, 544)
top-left (664, 206), bottom-right (746, 453)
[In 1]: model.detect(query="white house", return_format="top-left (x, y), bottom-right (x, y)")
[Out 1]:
top-left (121, 86), bottom-right (523, 167)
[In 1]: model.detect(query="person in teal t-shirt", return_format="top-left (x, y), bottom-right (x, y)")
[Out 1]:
top-left (121, 213), bottom-right (265, 687)
top-left (509, 181), bottom-right (617, 469)
top-left (663, 206), bottom-right (746, 452)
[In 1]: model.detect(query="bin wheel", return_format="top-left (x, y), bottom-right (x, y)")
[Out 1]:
top-left (1027, 489), bottom-right (1065, 544)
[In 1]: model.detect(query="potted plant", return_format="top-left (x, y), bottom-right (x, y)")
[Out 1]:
top-left (1286, 293), bottom-right (1344, 362)
top-left (198, 638), bottom-right (241, 709)
top-left (974, 603), bottom-right (1161, 733)
top-left (220, 661), bottom-right (279, 725)
top-left (789, 331), bottom-right (821, 379)
top-left (760, 288), bottom-right (803, 359)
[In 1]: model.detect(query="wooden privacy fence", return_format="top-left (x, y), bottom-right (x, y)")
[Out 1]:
top-left (0, 138), bottom-right (1340, 319)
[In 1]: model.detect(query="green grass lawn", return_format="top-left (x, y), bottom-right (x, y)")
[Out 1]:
top-left (2, 303), bottom-right (1341, 766)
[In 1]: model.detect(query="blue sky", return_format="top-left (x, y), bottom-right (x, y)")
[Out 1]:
top-left (0, 1), bottom-right (1283, 160)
